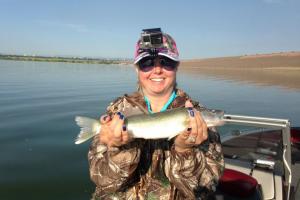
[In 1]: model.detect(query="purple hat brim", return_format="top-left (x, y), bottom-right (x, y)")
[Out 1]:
top-left (134, 52), bottom-right (179, 64)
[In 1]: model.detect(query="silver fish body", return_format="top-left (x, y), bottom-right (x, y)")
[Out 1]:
top-left (75, 107), bottom-right (225, 144)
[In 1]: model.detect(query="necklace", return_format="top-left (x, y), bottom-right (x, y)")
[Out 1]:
top-left (144, 91), bottom-right (177, 114)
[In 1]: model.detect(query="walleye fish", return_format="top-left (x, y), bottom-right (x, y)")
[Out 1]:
top-left (75, 107), bottom-right (225, 144)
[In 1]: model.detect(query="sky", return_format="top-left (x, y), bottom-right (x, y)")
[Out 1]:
top-left (0, 0), bottom-right (299, 59)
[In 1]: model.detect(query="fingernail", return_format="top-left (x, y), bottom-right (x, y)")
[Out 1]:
top-left (187, 107), bottom-right (193, 111)
top-left (103, 115), bottom-right (107, 121)
top-left (119, 114), bottom-right (124, 120)
top-left (117, 112), bottom-right (121, 116)
top-left (189, 110), bottom-right (194, 117)
top-left (187, 127), bottom-right (192, 132)
top-left (122, 125), bottom-right (127, 131)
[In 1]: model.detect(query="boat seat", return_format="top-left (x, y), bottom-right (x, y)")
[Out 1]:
top-left (252, 169), bottom-right (274, 199)
top-left (291, 127), bottom-right (300, 148)
top-left (291, 127), bottom-right (300, 164)
top-left (219, 168), bottom-right (258, 198)
top-left (224, 158), bottom-right (281, 199)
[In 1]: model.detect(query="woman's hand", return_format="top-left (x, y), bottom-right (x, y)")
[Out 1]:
top-left (98, 112), bottom-right (130, 147)
top-left (174, 101), bottom-right (208, 152)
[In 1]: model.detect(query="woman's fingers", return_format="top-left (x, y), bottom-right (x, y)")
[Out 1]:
top-left (186, 107), bottom-right (209, 146)
top-left (195, 110), bottom-right (208, 144)
top-left (187, 108), bottom-right (198, 143)
top-left (99, 112), bottom-right (129, 147)
top-left (110, 113), bottom-right (121, 130)
top-left (100, 114), bottom-right (111, 124)
top-left (121, 125), bottom-right (130, 144)
top-left (185, 100), bottom-right (198, 143)
top-left (109, 112), bottom-right (124, 146)
top-left (194, 110), bottom-right (203, 141)
top-left (185, 100), bottom-right (194, 108)
top-left (174, 129), bottom-right (191, 152)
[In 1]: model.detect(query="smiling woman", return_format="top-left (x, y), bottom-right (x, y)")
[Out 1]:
top-left (87, 28), bottom-right (224, 200)
top-left (136, 56), bottom-right (178, 111)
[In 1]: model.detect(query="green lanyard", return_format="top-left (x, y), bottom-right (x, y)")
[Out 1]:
top-left (144, 91), bottom-right (177, 114)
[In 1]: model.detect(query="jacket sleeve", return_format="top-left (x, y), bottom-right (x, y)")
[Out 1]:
top-left (87, 96), bottom-right (143, 195)
top-left (88, 136), bottom-right (141, 194)
top-left (165, 129), bottom-right (224, 199)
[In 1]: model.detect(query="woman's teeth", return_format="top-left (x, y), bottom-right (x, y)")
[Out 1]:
top-left (151, 78), bottom-right (164, 82)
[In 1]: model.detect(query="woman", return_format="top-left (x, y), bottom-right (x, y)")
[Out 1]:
top-left (88, 29), bottom-right (224, 200)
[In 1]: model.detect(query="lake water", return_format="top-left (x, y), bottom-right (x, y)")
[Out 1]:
top-left (1, 60), bottom-right (300, 200)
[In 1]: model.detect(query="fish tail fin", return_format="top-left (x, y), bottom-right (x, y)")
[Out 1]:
top-left (75, 116), bottom-right (101, 144)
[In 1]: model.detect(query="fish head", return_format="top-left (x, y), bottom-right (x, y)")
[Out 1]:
top-left (200, 108), bottom-right (225, 127)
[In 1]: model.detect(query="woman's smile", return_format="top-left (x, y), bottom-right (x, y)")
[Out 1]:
top-left (150, 77), bottom-right (164, 82)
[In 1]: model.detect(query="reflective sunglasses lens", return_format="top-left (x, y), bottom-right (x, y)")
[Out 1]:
top-left (160, 58), bottom-right (178, 71)
top-left (138, 58), bottom-right (154, 72)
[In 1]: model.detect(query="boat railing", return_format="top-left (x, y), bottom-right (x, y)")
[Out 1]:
top-left (223, 114), bottom-right (292, 200)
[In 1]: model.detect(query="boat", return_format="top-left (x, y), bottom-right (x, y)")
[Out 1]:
top-left (215, 114), bottom-right (300, 200)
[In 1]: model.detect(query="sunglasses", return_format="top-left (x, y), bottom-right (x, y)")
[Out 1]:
top-left (138, 56), bottom-right (179, 72)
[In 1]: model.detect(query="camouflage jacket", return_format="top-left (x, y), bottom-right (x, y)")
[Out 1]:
top-left (88, 89), bottom-right (224, 200)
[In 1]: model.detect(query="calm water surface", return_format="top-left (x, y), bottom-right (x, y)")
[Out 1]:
top-left (1, 60), bottom-right (300, 200)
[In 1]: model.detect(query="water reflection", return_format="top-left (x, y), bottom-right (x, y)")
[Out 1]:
top-left (179, 67), bottom-right (300, 91)
top-left (0, 60), bottom-right (299, 200)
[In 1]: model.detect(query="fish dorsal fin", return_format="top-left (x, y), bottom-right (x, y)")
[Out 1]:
top-left (115, 96), bottom-right (145, 117)
top-left (124, 94), bottom-right (148, 114)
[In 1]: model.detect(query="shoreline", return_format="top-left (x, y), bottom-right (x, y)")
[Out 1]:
top-left (1, 52), bottom-right (300, 90)
top-left (179, 52), bottom-right (300, 91)
top-left (0, 54), bottom-right (129, 65)
top-left (179, 66), bottom-right (300, 91)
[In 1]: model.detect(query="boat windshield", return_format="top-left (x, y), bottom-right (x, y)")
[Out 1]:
top-left (219, 125), bottom-right (283, 169)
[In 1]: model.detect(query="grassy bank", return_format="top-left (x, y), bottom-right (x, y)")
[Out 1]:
top-left (0, 54), bottom-right (130, 65)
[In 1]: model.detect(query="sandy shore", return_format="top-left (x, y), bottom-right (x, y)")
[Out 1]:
top-left (179, 52), bottom-right (300, 90)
